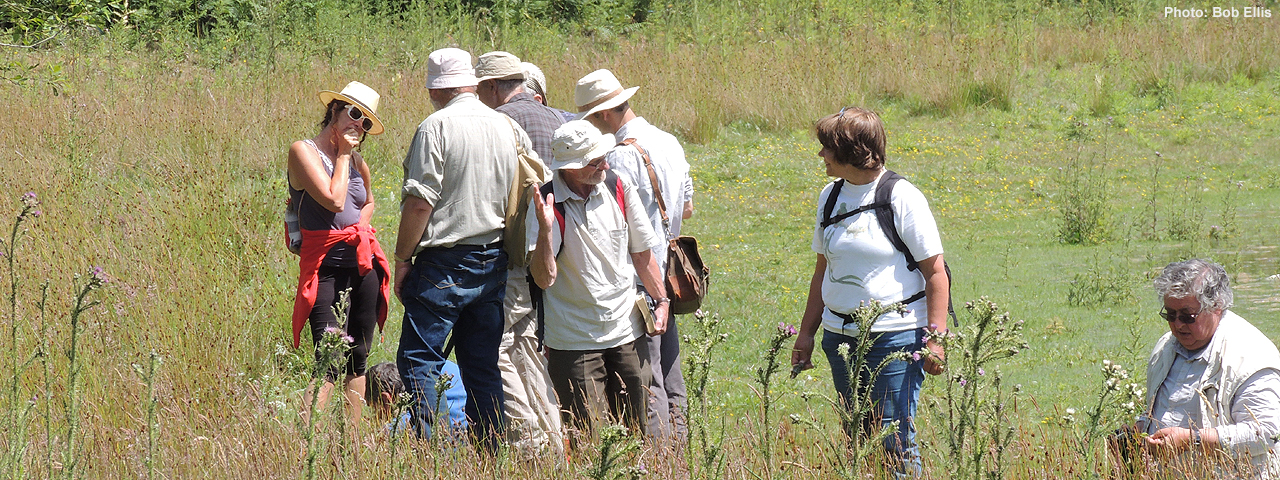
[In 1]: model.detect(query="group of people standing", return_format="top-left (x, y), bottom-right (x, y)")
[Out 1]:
top-left (286, 47), bottom-right (1280, 479)
top-left (287, 47), bottom-right (693, 456)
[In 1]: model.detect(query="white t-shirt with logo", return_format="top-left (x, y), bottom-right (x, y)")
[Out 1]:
top-left (811, 171), bottom-right (944, 334)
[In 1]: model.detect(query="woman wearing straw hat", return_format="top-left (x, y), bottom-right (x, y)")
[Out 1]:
top-left (287, 81), bottom-right (392, 424)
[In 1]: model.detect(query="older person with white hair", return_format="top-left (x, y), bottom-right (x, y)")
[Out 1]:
top-left (1133, 258), bottom-right (1280, 478)
top-left (528, 120), bottom-right (668, 440)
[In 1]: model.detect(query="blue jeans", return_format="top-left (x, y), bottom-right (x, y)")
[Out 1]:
top-left (822, 327), bottom-right (925, 477)
top-left (396, 245), bottom-right (507, 449)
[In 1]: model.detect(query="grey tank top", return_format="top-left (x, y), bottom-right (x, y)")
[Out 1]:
top-left (289, 139), bottom-right (368, 267)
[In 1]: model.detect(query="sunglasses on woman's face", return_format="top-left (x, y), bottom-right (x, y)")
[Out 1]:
top-left (345, 105), bottom-right (374, 131)
top-left (1160, 307), bottom-right (1200, 324)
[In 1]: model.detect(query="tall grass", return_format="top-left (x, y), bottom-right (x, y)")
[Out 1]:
top-left (1, 2), bottom-right (1279, 477)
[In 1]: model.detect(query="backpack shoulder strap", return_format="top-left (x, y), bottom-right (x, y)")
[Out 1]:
top-left (604, 170), bottom-right (625, 220)
top-left (820, 179), bottom-right (845, 228)
top-left (539, 181), bottom-right (567, 257)
top-left (873, 170), bottom-right (918, 271)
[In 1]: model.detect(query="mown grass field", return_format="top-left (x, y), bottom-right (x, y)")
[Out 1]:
top-left (2, 1), bottom-right (1280, 477)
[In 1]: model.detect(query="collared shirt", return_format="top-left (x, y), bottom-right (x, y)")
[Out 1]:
top-left (496, 91), bottom-right (564, 162)
top-left (401, 93), bottom-right (532, 250)
top-left (526, 173), bottom-right (663, 351)
top-left (606, 117), bottom-right (694, 274)
top-left (1147, 343), bottom-right (1280, 457)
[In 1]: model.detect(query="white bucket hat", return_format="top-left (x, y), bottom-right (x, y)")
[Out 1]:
top-left (426, 48), bottom-right (478, 89)
top-left (317, 81), bottom-right (385, 135)
top-left (550, 120), bottom-right (615, 171)
top-left (521, 62), bottom-right (547, 101)
top-left (574, 69), bottom-right (638, 119)
top-left (475, 51), bottom-right (525, 83)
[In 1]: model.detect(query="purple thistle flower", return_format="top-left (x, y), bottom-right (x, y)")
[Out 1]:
top-left (341, 334), bottom-right (355, 344)
top-left (978, 367), bottom-right (986, 376)
top-left (323, 327), bottom-right (343, 336)
top-left (22, 192), bottom-right (35, 201)
top-left (959, 378), bottom-right (967, 387)
top-left (31, 210), bottom-right (40, 217)
top-left (89, 266), bottom-right (108, 284)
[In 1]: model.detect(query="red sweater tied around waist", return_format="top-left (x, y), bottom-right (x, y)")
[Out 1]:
top-left (291, 224), bottom-right (390, 348)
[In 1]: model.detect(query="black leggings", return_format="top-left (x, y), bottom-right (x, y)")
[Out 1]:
top-left (308, 265), bottom-right (381, 382)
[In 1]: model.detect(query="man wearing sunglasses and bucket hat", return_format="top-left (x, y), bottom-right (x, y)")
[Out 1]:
top-left (393, 47), bottom-right (536, 450)
top-left (576, 68), bottom-right (695, 443)
top-left (1111, 259), bottom-right (1280, 477)
top-left (527, 120), bottom-right (668, 441)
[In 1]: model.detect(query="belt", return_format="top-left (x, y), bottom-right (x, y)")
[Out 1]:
top-left (420, 240), bottom-right (504, 252)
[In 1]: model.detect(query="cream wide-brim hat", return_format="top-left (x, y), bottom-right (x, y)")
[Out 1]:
top-left (574, 69), bottom-right (638, 119)
top-left (549, 120), bottom-right (615, 171)
top-left (318, 81), bottom-right (385, 135)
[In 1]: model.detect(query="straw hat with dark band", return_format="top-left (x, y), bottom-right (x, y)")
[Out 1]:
top-left (318, 81), bottom-right (385, 135)
top-left (574, 69), bottom-right (638, 119)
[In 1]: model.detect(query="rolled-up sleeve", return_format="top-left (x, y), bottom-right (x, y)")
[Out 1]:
top-left (623, 180), bottom-right (662, 253)
top-left (402, 126), bottom-right (443, 206)
top-left (1218, 369), bottom-right (1280, 456)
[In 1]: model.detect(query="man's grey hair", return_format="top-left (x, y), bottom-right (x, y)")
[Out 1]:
top-left (1153, 259), bottom-right (1233, 311)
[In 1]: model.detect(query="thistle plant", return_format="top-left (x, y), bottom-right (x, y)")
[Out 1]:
top-left (582, 424), bottom-right (646, 480)
top-left (750, 321), bottom-right (797, 469)
top-left (303, 289), bottom-right (354, 480)
top-left (61, 267), bottom-right (108, 480)
top-left (682, 309), bottom-right (729, 479)
top-left (931, 298), bottom-right (1027, 480)
top-left (1058, 359), bottom-right (1144, 474)
top-left (788, 300), bottom-right (908, 478)
top-left (132, 350), bottom-right (163, 480)
top-left (3, 192), bottom-right (42, 479)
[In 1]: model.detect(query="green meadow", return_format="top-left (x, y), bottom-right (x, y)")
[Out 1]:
top-left (2, 0), bottom-right (1280, 477)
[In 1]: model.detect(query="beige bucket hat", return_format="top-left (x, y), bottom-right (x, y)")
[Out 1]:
top-left (317, 81), bottom-right (385, 135)
top-left (574, 69), bottom-right (638, 119)
top-left (475, 51), bottom-right (525, 83)
top-left (550, 120), bottom-right (615, 171)
top-left (426, 48), bottom-right (478, 89)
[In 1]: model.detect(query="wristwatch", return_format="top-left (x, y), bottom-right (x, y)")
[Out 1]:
top-left (1190, 428), bottom-right (1202, 448)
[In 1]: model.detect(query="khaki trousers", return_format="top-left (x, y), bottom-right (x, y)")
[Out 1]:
top-left (500, 269), bottom-right (565, 457)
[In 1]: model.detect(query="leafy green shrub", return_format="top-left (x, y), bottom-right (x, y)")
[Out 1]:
top-left (1054, 148), bottom-right (1115, 245)
top-left (1066, 251), bottom-right (1139, 307)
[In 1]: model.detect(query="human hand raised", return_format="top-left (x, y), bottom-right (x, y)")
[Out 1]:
top-left (533, 188), bottom-right (555, 229)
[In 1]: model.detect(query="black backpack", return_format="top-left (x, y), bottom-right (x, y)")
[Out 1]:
top-left (529, 171), bottom-right (627, 346)
top-left (821, 170), bottom-right (957, 325)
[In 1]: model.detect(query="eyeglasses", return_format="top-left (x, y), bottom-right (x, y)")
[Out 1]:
top-left (585, 157), bottom-right (608, 170)
top-left (345, 105), bottom-right (374, 131)
top-left (1160, 307), bottom-right (1201, 324)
